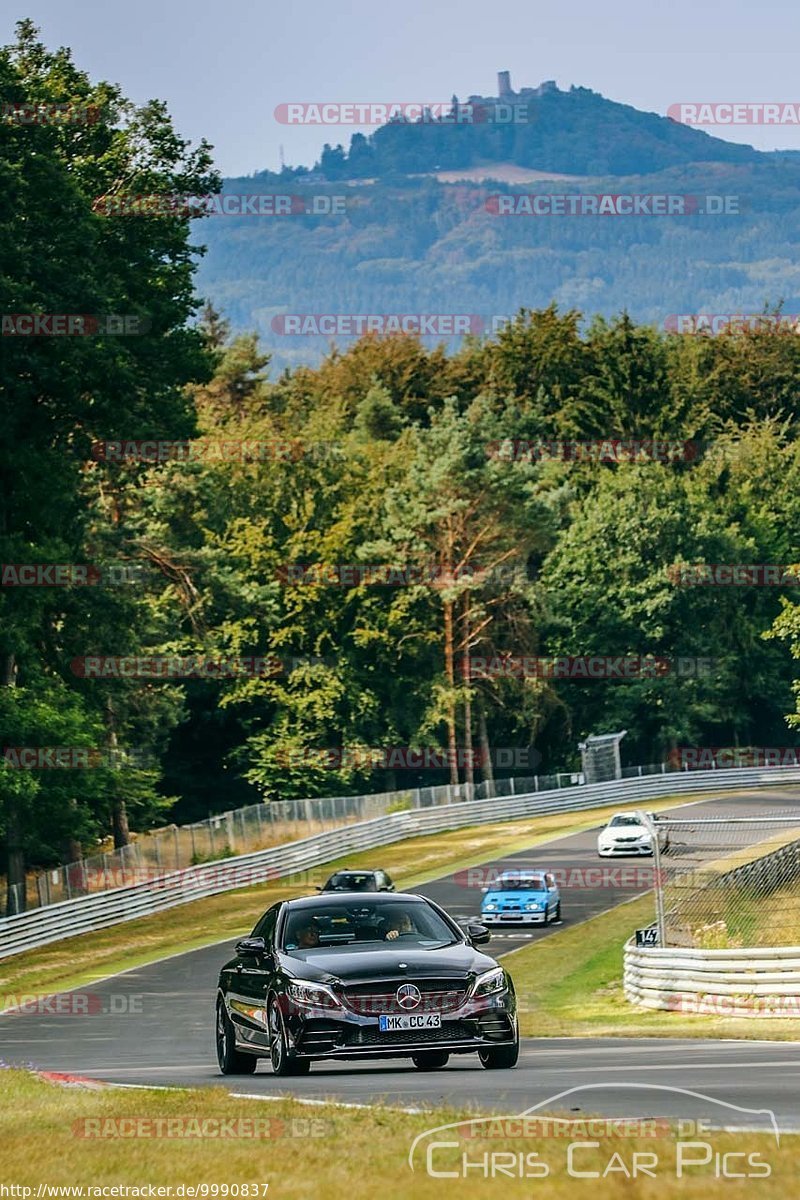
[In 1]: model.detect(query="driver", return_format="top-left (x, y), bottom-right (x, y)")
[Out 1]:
top-left (295, 919), bottom-right (320, 948)
top-left (381, 912), bottom-right (414, 941)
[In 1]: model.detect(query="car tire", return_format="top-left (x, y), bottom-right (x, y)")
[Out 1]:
top-left (268, 997), bottom-right (310, 1076)
top-left (479, 1028), bottom-right (519, 1070)
top-left (554, 901), bottom-right (561, 921)
top-left (411, 1051), bottom-right (450, 1070)
top-left (216, 997), bottom-right (257, 1075)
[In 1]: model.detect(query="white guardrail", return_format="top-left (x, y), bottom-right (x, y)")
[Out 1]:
top-left (624, 943), bottom-right (800, 1016)
top-left (3, 764), bottom-right (800, 961)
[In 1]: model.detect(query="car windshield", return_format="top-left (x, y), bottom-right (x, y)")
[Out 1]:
top-left (280, 900), bottom-right (458, 952)
top-left (609, 816), bottom-right (643, 827)
top-left (324, 873), bottom-right (377, 891)
top-left (495, 875), bottom-right (546, 891)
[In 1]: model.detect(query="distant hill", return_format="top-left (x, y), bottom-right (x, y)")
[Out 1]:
top-left (310, 78), bottom-right (762, 179)
top-left (194, 76), bottom-right (800, 372)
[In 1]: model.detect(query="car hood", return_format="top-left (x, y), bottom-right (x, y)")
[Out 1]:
top-left (278, 941), bottom-right (498, 986)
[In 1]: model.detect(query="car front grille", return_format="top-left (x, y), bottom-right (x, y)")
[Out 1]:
top-left (342, 980), bottom-right (468, 1015)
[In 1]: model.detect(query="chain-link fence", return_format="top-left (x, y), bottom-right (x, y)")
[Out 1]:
top-left (651, 812), bottom-right (800, 948)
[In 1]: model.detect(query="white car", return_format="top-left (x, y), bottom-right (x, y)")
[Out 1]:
top-left (597, 810), bottom-right (669, 857)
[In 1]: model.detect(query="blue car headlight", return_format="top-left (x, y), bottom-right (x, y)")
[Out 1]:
top-left (472, 967), bottom-right (507, 998)
top-left (525, 901), bottom-right (542, 910)
top-left (482, 901), bottom-right (498, 911)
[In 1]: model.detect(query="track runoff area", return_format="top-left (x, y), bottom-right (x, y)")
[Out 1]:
top-left (2, 788), bottom-right (800, 1128)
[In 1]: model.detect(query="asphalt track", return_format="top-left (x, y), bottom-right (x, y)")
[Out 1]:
top-left (3, 788), bottom-right (800, 1129)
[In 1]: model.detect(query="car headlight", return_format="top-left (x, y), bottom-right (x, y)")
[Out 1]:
top-left (482, 902), bottom-right (498, 911)
top-left (472, 967), bottom-right (507, 998)
top-left (525, 901), bottom-right (541, 911)
top-left (286, 980), bottom-right (342, 1010)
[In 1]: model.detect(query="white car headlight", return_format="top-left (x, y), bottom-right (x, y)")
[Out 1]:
top-left (483, 902), bottom-right (498, 911)
top-left (287, 980), bottom-right (342, 1010)
top-left (473, 967), bottom-right (507, 998)
top-left (525, 901), bottom-right (542, 910)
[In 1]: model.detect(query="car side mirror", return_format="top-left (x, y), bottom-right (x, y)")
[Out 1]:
top-left (235, 936), bottom-right (267, 958)
top-left (315, 885), bottom-right (323, 892)
top-left (480, 886), bottom-right (489, 893)
top-left (465, 921), bottom-right (491, 945)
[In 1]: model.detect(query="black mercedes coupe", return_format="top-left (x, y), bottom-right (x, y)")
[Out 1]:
top-left (215, 892), bottom-right (519, 1075)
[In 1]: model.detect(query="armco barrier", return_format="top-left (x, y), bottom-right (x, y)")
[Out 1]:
top-left (3, 764), bottom-right (800, 961)
top-left (624, 942), bottom-right (800, 1015)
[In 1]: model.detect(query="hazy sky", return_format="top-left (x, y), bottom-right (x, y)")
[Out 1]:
top-left (5, 1), bottom-right (800, 176)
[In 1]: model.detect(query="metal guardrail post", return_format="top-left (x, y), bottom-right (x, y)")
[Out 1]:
top-left (647, 812), bottom-right (667, 947)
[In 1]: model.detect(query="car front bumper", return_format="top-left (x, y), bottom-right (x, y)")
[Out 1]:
top-left (598, 842), bottom-right (653, 856)
top-left (232, 992), bottom-right (517, 1061)
top-left (480, 910), bottom-right (548, 924)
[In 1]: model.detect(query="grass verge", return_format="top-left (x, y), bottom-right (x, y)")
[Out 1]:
top-left (0, 1069), bottom-right (796, 1198)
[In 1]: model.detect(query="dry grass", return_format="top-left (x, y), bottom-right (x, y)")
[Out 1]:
top-left (0, 1070), bottom-right (797, 1198)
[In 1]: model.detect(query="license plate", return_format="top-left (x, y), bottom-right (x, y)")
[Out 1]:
top-left (378, 1013), bottom-right (442, 1031)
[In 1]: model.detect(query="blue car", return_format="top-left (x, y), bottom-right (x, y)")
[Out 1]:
top-left (480, 870), bottom-right (561, 926)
